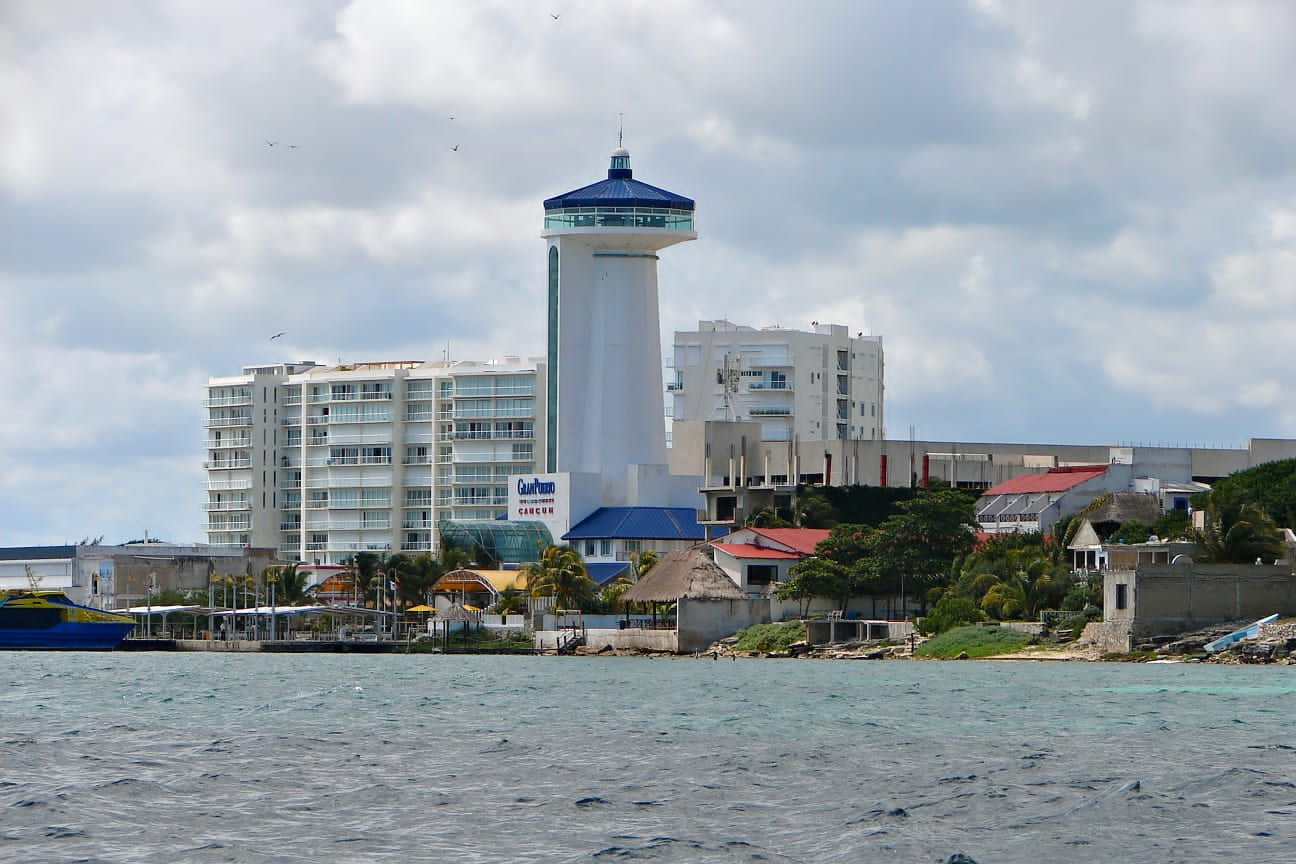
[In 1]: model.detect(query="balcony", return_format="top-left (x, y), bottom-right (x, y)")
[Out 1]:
top-left (402, 455), bottom-right (434, 465)
top-left (207, 518), bottom-right (252, 532)
top-left (748, 407), bottom-right (792, 417)
top-left (205, 459), bottom-right (252, 470)
top-left (748, 382), bottom-right (792, 391)
top-left (401, 540), bottom-right (434, 551)
top-left (324, 456), bottom-right (393, 466)
top-left (204, 394), bottom-right (252, 408)
top-left (204, 416), bottom-right (252, 428)
top-left (203, 501), bottom-right (251, 511)
top-left (208, 479), bottom-right (253, 491)
top-left (280, 522), bottom-right (302, 531)
top-left (204, 437), bottom-right (252, 449)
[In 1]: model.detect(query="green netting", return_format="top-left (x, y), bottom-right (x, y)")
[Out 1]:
top-left (439, 521), bottom-right (553, 566)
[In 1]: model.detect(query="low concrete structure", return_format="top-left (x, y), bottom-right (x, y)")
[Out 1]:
top-left (1095, 562), bottom-right (1296, 652)
top-left (805, 618), bottom-right (914, 645)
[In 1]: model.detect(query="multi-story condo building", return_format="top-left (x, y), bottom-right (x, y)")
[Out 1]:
top-left (204, 357), bottom-right (546, 564)
top-left (670, 320), bottom-right (884, 443)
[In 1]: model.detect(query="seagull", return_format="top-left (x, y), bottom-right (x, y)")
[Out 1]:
top-left (288, 144), bottom-right (298, 149)
top-left (266, 140), bottom-right (277, 147)
top-left (451, 144), bottom-right (459, 151)
top-left (270, 331), bottom-right (286, 340)
top-left (550, 12), bottom-right (560, 20)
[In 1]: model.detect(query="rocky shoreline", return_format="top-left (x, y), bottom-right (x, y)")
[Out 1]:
top-left (565, 620), bottom-right (1296, 664)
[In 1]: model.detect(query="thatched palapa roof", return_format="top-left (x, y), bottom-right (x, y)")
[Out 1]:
top-left (435, 602), bottom-right (481, 622)
top-left (620, 548), bottom-right (747, 604)
top-left (1083, 492), bottom-right (1162, 527)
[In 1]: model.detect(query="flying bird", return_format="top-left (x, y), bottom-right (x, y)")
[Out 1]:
top-left (266, 140), bottom-right (277, 147)
top-left (551, 12), bottom-right (560, 20)
top-left (451, 144), bottom-right (460, 151)
top-left (270, 331), bottom-right (286, 340)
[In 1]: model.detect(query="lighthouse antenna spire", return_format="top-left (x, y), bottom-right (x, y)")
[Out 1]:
top-left (618, 113), bottom-right (624, 149)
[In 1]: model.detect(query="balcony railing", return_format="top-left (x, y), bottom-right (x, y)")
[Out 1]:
top-left (204, 395), bottom-right (252, 407)
top-left (205, 459), bottom-right (252, 470)
top-left (748, 383), bottom-right (792, 391)
top-left (204, 417), bottom-right (252, 428)
top-left (208, 479), bottom-right (253, 491)
top-left (207, 519), bottom-right (252, 531)
top-left (203, 501), bottom-right (251, 511)
top-left (402, 456), bottom-right (434, 465)
top-left (401, 540), bottom-right (434, 551)
top-left (439, 429), bottom-right (533, 441)
top-left (748, 407), bottom-right (792, 416)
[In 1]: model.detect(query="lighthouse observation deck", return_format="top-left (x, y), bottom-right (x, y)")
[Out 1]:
top-left (543, 205), bottom-right (693, 231)
top-left (543, 147), bottom-right (695, 234)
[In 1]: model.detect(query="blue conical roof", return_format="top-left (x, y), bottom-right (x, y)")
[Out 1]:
top-left (544, 148), bottom-right (694, 211)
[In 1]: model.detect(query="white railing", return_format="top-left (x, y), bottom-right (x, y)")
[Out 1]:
top-left (204, 417), bottom-right (252, 427)
top-left (203, 501), bottom-right (251, 511)
top-left (204, 395), bottom-right (253, 407)
top-left (208, 479), bottom-right (253, 491)
top-left (206, 459), bottom-right (252, 470)
top-left (204, 438), bottom-right (252, 449)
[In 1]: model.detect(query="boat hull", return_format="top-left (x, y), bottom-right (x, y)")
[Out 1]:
top-left (0, 620), bottom-right (137, 651)
top-left (0, 590), bottom-right (137, 650)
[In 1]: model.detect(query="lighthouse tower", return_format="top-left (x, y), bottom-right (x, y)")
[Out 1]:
top-left (542, 147), bottom-right (696, 505)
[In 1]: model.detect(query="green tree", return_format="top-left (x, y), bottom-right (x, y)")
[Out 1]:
top-left (868, 489), bottom-right (977, 614)
top-left (273, 562), bottom-right (312, 604)
top-left (525, 545), bottom-right (596, 611)
top-left (1197, 491), bottom-right (1284, 564)
top-left (792, 488), bottom-right (839, 528)
top-left (746, 506), bottom-right (790, 528)
top-left (491, 586), bottom-right (527, 615)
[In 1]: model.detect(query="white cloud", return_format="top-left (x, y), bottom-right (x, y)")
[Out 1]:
top-left (4, 0), bottom-right (1296, 541)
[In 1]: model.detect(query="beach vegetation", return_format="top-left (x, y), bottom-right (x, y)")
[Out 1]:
top-left (918, 593), bottom-right (984, 635)
top-left (733, 620), bottom-right (806, 653)
top-left (913, 624), bottom-right (1033, 659)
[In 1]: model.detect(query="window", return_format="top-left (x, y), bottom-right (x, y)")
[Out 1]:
top-left (747, 564), bottom-right (778, 586)
top-left (600, 539), bottom-right (612, 556)
top-left (1115, 583), bottom-right (1128, 610)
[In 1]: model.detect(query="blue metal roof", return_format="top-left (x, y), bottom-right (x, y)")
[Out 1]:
top-left (544, 149), bottom-right (694, 211)
top-left (585, 561), bottom-right (631, 585)
top-left (562, 507), bottom-right (705, 541)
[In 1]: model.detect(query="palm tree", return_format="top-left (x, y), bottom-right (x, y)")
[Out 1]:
top-left (274, 562), bottom-right (312, 604)
top-left (492, 586), bottom-right (527, 615)
top-left (525, 545), bottom-right (596, 611)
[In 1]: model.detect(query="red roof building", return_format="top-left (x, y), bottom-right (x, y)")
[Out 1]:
top-left (710, 527), bottom-right (831, 595)
top-left (976, 465), bottom-right (1113, 535)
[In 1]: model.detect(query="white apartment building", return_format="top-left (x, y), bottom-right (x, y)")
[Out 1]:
top-left (204, 357), bottom-right (545, 564)
top-left (670, 320), bottom-right (884, 443)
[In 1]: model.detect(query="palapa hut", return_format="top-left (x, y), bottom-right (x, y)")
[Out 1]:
top-left (431, 601), bottom-right (482, 650)
top-left (619, 547), bottom-right (766, 653)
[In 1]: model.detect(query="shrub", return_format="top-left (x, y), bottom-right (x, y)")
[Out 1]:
top-left (919, 593), bottom-right (985, 635)
top-left (733, 621), bottom-right (807, 653)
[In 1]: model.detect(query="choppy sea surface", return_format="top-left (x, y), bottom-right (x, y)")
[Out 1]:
top-left (2, 653), bottom-right (1294, 864)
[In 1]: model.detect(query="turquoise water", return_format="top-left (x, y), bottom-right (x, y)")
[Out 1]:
top-left (3, 654), bottom-right (1294, 863)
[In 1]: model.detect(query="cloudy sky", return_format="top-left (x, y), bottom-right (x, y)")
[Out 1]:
top-left (3, 0), bottom-right (1295, 545)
